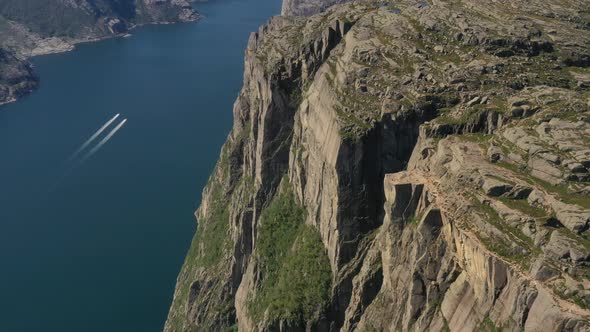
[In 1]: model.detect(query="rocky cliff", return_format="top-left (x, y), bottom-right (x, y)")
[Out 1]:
top-left (0, 48), bottom-right (37, 105)
top-left (166, 0), bottom-right (590, 331)
top-left (0, 0), bottom-right (198, 105)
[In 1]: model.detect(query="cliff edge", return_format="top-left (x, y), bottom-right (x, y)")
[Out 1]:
top-left (167, 0), bottom-right (590, 331)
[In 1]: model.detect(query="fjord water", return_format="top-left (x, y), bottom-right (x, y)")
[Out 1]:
top-left (0, 0), bottom-right (280, 330)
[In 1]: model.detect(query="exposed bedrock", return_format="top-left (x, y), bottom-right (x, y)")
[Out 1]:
top-left (167, 0), bottom-right (590, 331)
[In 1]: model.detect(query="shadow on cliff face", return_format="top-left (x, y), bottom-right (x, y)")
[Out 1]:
top-left (325, 100), bottom-right (440, 329)
top-left (335, 98), bottom-right (441, 266)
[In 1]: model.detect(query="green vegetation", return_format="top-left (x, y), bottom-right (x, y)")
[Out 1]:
top-left (557, 228), bottom-right (590, 253)
top-left (255, 182), bottom-right (306, 275)
top-left (441, 316), bottom-right (451, 332)
top-left (554, 229), bottom-right (590, 280)
top-left (0, 0), bottom-right (184, 39)
top-left (436, 104), bottom-right (492, 126)
top-left (406, 209), bottom-right (425, 227)
top-left (185, 140), bottom-right (234, 267)
top-left (479, 316), bottom-right (503, 332)
top-left (236, 120), bottom-right (252, 141)
top-left (459, 133), bottom-right (493, 144)
top-left (167, 148), bottom-right (236, 330)
top-left (248, 181), bottom-right (332, 325)
top-left (490, 133), bottom-right (590, 210)
top-left (407, 215), bottom-right (420, 225)
top-left (224, 324), bottom-right (239, 332)
top-left (468, 195), bottom-right (540, 268)
top-left (167, 179), bottom-right (232, 330)
top-left (532, 178), bottom-right (590, 209)
top-left (335, 105), bottom-right (375, 140)
top-left (496, 160), bottom-right (525, 174)
top-left (480, 236), bottom-right (527, 266)
top-left (194, 185), bottom-right (231, 267)
top-left (0, 0), bottom-right (95, 37)
top-left (495, 160), bottom-right (590, 209)
top-left (497, 197), bottom-right (547, 219)
top-left (554, 282), bottom-right (589, 309)
top-left (472, 196), bottom-right (533, 246)
top-left (289, 80), bottom-right (304, 108)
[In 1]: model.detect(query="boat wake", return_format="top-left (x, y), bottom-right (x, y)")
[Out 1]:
top-left (78, 118), bottom-right (127, 164)
top-left (66, 113), bottom-right (120, 163)
top-left (50, 116), bottom-right (128, 192)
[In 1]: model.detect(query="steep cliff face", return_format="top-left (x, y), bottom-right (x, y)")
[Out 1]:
top-left (0, 0), bottom-right (198, 105)
top-left (167, 0), bottom-right (590, 331)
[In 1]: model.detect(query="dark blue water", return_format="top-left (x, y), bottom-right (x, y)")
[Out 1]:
top-left (0, 0), bottom-right (280, 331)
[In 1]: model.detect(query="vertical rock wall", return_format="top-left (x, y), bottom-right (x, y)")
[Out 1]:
top-left (167, 1), bottom-right (590, 331)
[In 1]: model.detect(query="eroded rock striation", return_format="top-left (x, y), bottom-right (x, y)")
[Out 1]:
top-left (0, 0), bottom-right (199, 105)
top-left (167, 0), bottom-right (590, 331)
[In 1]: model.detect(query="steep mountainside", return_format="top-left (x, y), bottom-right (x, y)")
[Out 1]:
top-left (0, 48), bottom-right (36, 105)
top-left (0, 0), bottom-right (198, 104)
top-left (167, 0), bottom-right (590, 331)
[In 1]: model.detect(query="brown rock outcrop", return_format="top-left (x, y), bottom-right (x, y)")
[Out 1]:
top-left (166, 0), bottom-right (590, 331)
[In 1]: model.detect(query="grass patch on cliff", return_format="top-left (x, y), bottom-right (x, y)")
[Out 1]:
top-left (167, 148), bottom-right (242, 330)
top-left (471, 196), bottom-right (533, 246)
top-left (495, 161), bottom-right (590, 209)
top-left (224, 324), bottom-right (239, 332)
top-left (531, 178), bottom-right (590, 209)
top-left (554, 282), bottom-right (589, 309)
top-left (248, 181), bottom-right (332, 326)
top-left (467, 194), bottom-right (540, 269)
top-left (435, 105), bottom-right (490, 126)
top-left (458, 133), bottom-right (493, 144)
top-left (497, 197), bottom-right (548, 219)
top-left (173, 181), bottom-right (230, 299)
top-left (478, 316), bottom-right (504, 332)
top-left (195, 187), bottom-right (231, 267)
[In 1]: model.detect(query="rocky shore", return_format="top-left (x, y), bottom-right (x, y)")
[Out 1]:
top-left (0, 48), bottom-right (37, 105)
top-left (0, 0), bottom-right (200, 105)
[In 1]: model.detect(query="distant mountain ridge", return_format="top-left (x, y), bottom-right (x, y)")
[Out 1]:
top-left (0, 0), bottom-right (199, 105)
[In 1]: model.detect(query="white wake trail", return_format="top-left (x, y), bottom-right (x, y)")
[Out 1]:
top-left (50, 118), bottom-right (127, 192)
top-left (67, 113), bottom-right (120, 163)
top-left (80, 118), bottom-right (127, 162)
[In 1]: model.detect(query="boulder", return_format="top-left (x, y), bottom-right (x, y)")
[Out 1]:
top-left (528, 157), bottom-right (563, 185)
top-left (530, 258), bottom-right (559, 281)
top-left (543, 231), bottom-right (590, 265)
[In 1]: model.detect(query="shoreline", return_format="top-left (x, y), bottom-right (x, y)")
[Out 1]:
top-left (1, 15), bottom-right (201, 108)
top-left (29, 15), bottom-right (202, 60)
top-left (0, 97), bottom-right (16, 107)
